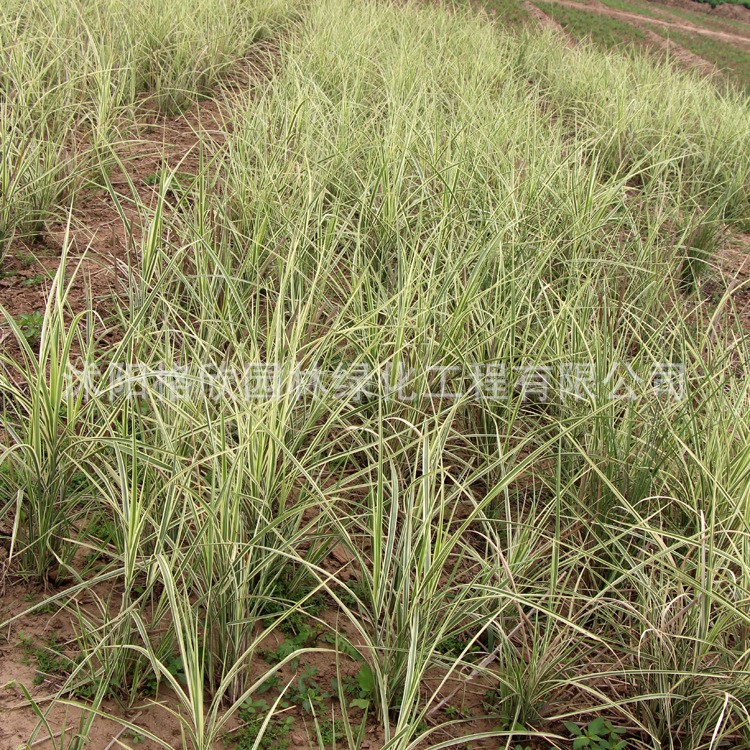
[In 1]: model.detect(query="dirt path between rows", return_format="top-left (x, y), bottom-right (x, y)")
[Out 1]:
top-left (640, 25), bottom-right (718, 73)
top-left (539, 0), bottom-right (750, 48)
top-left (523, 0), bottom-right (570, 36)
top-left (0, 44), bottom-right (277, 367)
top-left (0, 45), bottom-right (278, 750)
top-left (0, 109), bottom-right (221, 368)
top-left (527, 0), bottom-right (724, 78)
top-left (0, 103), bottom-right (223, 750)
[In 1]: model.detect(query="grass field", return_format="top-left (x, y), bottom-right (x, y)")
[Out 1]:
top-left (477, 0), bottom-right (530, 25)
top-left (1, 0), bottom-right (750, 748)
top-left (649, 23), bottom-right (750, 92)
top-left (694, 0), bottom-right (750, 10)
top-left (563, 0), bottom-right (667, 19)
top-left (534, 1), bottom-right (651, 48)
top-left (655, 3), bottom-right (750, 35)
top-left (529, 0), bottom-right (750, 93)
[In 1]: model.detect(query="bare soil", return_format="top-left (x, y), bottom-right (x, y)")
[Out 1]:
top-left (524, 0), bottom-right (572, 35)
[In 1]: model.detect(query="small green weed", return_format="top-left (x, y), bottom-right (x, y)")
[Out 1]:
top-left (289, 666), bottom-right (333, 714)
top-left (333, 664), bottom-right (375, 711)
top-left (261, 624), bottom-right (320, 665)
top-left (314, 717), bottom-right (344, 747)
top-left (564, 718), bottom-right (627, 750)
top-left (20, 274), bottom-right (44, 287)
top-left (15, 311), bottom-right (43, 346)
top-left (233, 699), bottom-right (294, 750)
top-left (19, 633), bottom-right (74, 685)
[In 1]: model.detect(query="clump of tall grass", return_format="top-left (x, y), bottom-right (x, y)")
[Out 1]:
top-left (0, 0), bottom-right (294, 258)
top-left (516, 29), bottom-right (750, 226)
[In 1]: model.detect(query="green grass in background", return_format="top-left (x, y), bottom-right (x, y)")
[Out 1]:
top-left (583, 0), bottom-right (667, 18)
top-left (658, 2), bottom-right (750, 34)
top-left (534, 0), bottom-right (651, 49)
top-left (474, 0), bottom-right (530, 25)
top-left (650, 23), bottom-right (750, 92)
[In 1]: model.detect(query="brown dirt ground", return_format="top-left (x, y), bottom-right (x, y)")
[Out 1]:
top-left (710, 232), bottom-right (750, 331)
top-left (0, 103), bottom-right (219, 369)
top-left (0, 42), bottom-right (278, 366)
top-left (640, 25), bottom-right (719, 72)
top-left (0, 552), bottom-right (508, 749)
top-left (524, 0), bottom-right (572, 36)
